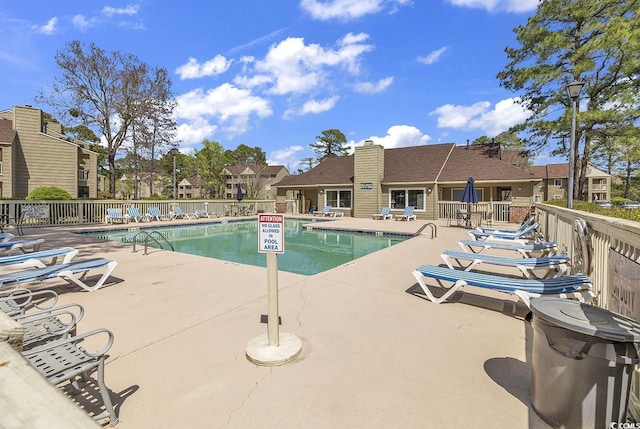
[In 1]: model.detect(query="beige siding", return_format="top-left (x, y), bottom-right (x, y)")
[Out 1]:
top-left (353, 143), bottom-right (383, 217)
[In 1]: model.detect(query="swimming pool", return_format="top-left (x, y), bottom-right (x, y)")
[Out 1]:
top-left (81, 219), bottom-right (409, 275)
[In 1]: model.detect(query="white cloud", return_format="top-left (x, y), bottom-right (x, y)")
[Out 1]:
top-left (430, 97), bottom-right (532, 136)
top-left (354, 76), bottom-right (393, 93)
top-left (175, 84), bottom-right (273, 141)
top-left (355, 125), bottom-right (431, 149)
top-left (72, 15), bottom-right (94, 31)
top-left (285, 96), bottom-right (340, 118)
top-left (417, 47), bottom-right (448, 65)
top-left (446, 0), bottom-right (539, 13)
top-left (102, 5), bottom-right (140, 17)
top-left (245, 33), bottom-right (374, 96)
top-left (268, 145), bottom-right (305, 170)
top-left (176, 55), bottom-right (232, 80)
top-left (33, 17), bottom-right (57, 35)
top-left (175, 119), bottom-right (218, 148)
top-left (300, 0), bottom-right (412, 21)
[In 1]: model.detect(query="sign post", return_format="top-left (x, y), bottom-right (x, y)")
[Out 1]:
top-left (246, 214), bottom-right (302, 366)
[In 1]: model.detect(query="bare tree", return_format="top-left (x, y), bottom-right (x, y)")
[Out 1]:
top-left (37, 40), bottom-right (175, 195)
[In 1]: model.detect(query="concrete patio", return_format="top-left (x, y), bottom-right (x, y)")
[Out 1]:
top-left (10, 216), bottom-right (553, 428)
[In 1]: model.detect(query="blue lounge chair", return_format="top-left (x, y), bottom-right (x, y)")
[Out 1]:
top-left (372, 207), bottom-right (393, 220)
top-left (411, 264), bottom-right (594, 308)
top-left (476, 216), bottom-right (534, 234)
top-left (0, 257), bottom-right (118, 292)
top-left (105, 208), bottom-right (128, 224)
top-left (170, 204), bottom-right (193, 220)
top-left (467, 222), bottom-right (541, 243)
top-left (127, 207), bottom-right (151, 223)
top-left (147, 206), bottom-right (169, 221)
top-left (0, 247), bottom-right (78, 271)
top-left (440, 249), bottom-right (571, 279)
top-left (0, 238), bottom-right (45, 255)
top-left (459, 239), bottom-right (558, 257)
top-left (395, 206), bottom-right (416, 221)
top-left (313, 206), bottom-right (332, 217)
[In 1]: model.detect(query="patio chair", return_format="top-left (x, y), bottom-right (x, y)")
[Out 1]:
top-left (395, 206), bottom-right (416, 221)
top-left (12, 303), bottom-right (85, 350)
top-left (147, 206), bottom-right (170, 221)
top-left (127, 207), bottom-right (151, 223)
top-left (22, 328), bottom-right (119, 425)
top-left (467, 222), bottom-right (541, 243)
top-left (170, 204), bottom-right (193, 220)
top-left (0, 257), bottom-right (118, 292)
top-left (0, 288), bottom-right (60, 317)
top-left (440, 249), bottom-right (571, 279)
top-left (459, 239), bottom-right (558, 258)
top-left (411, 264), bottom-right (594, 308)
top-left (0, 246), bottom-right (78, 272)
top-left (105, 208), bottom-right (128, 224)
top-left (313, 206), bottom-right (332, 217)
top-left (372, 207), bottom-right (393, 220)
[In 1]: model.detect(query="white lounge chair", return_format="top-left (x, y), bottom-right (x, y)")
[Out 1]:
top-left (147, 206), bottom-right (170, 221)
top-left (395, 206), bottom-right (416, 221)
top-left (170, 204), bottom-right (193, 220)
top-left (0, 238), bottom-right (45, 255)
top-left (459, 239), bottom-right (558, 257)
top-left (476, 216), bottom-right (534, 234)
top-left (372, 207), bottom-right (393, 220)
top-left (127, 207), bottom-right (151, 222)
top-left (468, 222), bottom-right (541, 243)
top-left (0, 257), bottom-right (118, 292)
top-left (105, 208), bottom-right (128, 224)
top-left (440, 249), bottom-right (571, 279)
top-left (313, 206), bottom-right (332, 217)
top-left (411, 264), bottom-right (594, 308)
top-left (0, 247), bottom-right (78, 271)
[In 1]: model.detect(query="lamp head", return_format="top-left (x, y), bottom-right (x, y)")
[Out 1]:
top-left (566, 81), bottom-right (585, 99)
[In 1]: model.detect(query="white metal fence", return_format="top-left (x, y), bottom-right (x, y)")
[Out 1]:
top-left (438, 201), bottom-right (512, 223)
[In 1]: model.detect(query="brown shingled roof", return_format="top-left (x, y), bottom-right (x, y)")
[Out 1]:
top-left (438, 145), bottom-right (537, 182)
top-left (382, 144), bottom-right (455, 182)
top-left (542, 163), bottom-right (568, 178)
top-left (275, 155), bottom-right (354, 186)
top-left (0, 119), bottom-right (15, 143)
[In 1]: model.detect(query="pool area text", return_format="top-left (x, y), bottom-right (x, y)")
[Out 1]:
top-left (258, 214), bottom-right (284, 254)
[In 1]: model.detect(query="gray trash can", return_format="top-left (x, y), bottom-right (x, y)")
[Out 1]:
top-left (530, 297), bottom-right (640, 429)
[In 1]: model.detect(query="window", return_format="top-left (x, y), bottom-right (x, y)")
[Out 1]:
top-left (554, 179), bottom-right (562, 187)
top-left (534, 195), bottom-right (541, 203)
top-left (451, 188), bottom-right (484, 202)
top-left (390, 188), bottom-right (426, 210)
top-left (325, 189), bottom-right (352, 208)
top-left (553, 195), bottom-right (562, 200)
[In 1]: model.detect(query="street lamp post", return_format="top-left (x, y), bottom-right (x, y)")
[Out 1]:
top-left (170, 146), bottom-right (179, 200)
top-left (566, 81), bottom-right (585, 209)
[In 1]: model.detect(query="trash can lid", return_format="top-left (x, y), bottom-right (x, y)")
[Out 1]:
top-left (531, 297), bottom-right (640, 342)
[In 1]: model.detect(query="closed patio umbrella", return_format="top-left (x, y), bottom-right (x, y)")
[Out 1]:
top-left (236, 185), bottom-right (243, 202)
top-left (460, 177), bottom-right (478, 227)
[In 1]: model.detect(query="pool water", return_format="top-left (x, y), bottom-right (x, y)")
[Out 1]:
top-left (81, 219), bottom-right (408, 275)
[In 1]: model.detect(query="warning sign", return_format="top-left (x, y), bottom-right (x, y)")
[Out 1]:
top-left (258, 214), bottom-right (284, 254)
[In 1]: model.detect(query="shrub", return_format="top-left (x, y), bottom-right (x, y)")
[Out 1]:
top-left (26, 187), bottom-right (73, 200)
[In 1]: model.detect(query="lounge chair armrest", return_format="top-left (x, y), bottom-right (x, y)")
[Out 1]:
top-left (23, 328), bottom-right (114, 358)
top-left (15, 309), bottom-right (79, 336)
top-left (14, 302), bottom-right (85, 324)
top-left (0, 288), bottom-right (59, 311)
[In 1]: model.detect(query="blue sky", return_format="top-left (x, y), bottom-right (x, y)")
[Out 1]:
top-left (0, 0), bottom-right (550, 172)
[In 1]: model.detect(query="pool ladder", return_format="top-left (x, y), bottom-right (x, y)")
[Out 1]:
top-left (131, 231), bottom-right (175, 255)
top-left (414, 222), bottom-right (437, 238)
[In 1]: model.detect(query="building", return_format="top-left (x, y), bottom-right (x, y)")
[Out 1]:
top-left (0, 105), bottom-right (99, 199)
top-left (223, 164), bottom-right (289, 200)
top-left (274, 141), bottom-right (540, 220)
top-left (177, 176), bottom-right (205, 199)
top-left (530, 163), bottom-right (611, 202)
